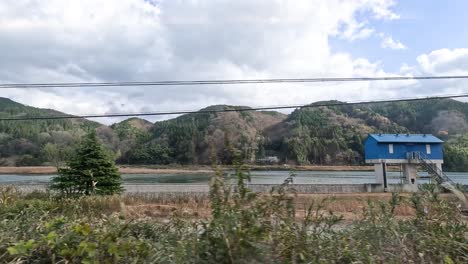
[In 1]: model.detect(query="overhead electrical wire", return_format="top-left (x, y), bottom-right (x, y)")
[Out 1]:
top-left (0, 93), bottom-right (467, 121)
top-left (0, 75), bottom-right (468, 88)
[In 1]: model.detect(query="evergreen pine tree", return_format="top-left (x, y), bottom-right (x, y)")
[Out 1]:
top-left (51, 130), bottom-right (123, 196)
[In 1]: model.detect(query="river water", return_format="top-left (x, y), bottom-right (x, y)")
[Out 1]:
top-left (0, 171), bottom-right (467, 185)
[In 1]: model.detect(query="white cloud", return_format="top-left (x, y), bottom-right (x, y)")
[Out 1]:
top-left (416, 48), bottom-right (468, 75)
top-left (0, 0), bottom-right (446, 125)
top-left (366, 0), bottom-right (400, 20)
top-left (340, 21), bottom-right (375, 41)
top-left (379, 33), bottom-right (407, 50)
top-left (395, 48), bottom-right (468, 101)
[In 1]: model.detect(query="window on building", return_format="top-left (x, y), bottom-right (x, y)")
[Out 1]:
top-left (389, 144), bottom-right (394, 154)
top-left (426, 144), bottom-right (431, 154)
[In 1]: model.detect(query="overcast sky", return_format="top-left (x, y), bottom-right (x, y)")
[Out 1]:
top-left (1, 0), bottom-right (468, 124)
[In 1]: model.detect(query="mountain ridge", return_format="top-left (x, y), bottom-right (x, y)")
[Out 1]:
top-left (0, 97), bottom-right (466, 171)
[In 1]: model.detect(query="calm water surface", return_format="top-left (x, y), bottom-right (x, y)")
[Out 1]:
top-left (0, 171), bottom-right (467, 185)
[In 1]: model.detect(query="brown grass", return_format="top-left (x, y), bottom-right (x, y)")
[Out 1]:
top-left (0, 166), bottom-right (57, 174)
top-left (118, 192), bottom-right (464, 221)
top-left (294, 193), bottom-right (418, 221)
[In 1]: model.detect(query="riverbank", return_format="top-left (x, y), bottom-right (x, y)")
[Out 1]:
top-left (0, 166), bottom-right (214, 175)
top-left (0, 165), bottom-right (378, 175)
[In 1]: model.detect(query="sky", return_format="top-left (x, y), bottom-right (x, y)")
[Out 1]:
top-left (0, 0), bottom-right (468, 124)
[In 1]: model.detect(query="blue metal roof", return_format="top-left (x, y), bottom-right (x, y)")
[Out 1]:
top-left (368, 134), bottom-right (443, 143)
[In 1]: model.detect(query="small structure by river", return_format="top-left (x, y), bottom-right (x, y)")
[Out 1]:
top-left (365, 133), bottom-right (444, 191)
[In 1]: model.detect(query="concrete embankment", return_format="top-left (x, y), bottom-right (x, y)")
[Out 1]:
top-left (123, 184), bottom-right (379, 193)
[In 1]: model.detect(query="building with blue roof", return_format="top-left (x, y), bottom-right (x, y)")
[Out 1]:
top-left (364, 134), bottom-right (444, 192)
top-left (365, 134), bottom-right (443, 163)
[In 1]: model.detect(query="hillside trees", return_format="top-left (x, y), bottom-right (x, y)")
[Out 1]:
top-left (43, 143), bottom-right (73, 168)
top-left (444, 134), bottom-right (468, 172)
top-left (0, 98), bottom-right (99, 166)
top-left (123, 141), bottom-right (173, 165)
top-left (283, 107), bottom-right (362, 165)
top-left (1, 97), bottom-right (467, 170)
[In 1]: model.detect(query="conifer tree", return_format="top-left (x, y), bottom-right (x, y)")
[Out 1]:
top-left (51, 130), bottom-right (123, 196)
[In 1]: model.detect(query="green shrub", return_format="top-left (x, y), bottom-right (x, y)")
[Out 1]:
top-left (15, 154), bottom-right (42, 166)
top-left (0, 167), bottom-right (466, 263)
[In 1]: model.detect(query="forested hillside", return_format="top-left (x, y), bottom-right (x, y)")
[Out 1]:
top-left (0, 97), bottom-right (467, 171)
top-left (115, 105), bottom-right (287, 165)
top-left (262, 102), bottom-right (408, 165)
top-left (369, 99), bottom-right (468, 135)
top-left (0, 98), bottom-right (100, 166)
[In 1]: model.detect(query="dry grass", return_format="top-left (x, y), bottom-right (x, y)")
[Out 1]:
top-left (124, 204), bottom-right (178, 219)
top-left (120, 192), bottom-right (211, 219)
top-left (116, 192), bottom-right (462, 221)
top-left (0, 166), bottom-right (57, 174)
top-left (294, 193), bottom-right (417, 221)
top-left (155, 192), bottom-right (463, 221)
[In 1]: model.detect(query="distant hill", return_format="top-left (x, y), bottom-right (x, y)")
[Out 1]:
top-left (0, 97), bottom-right (466, 171)
top-left (111, 117), bottom-right (153, 140)
top-left (117, 105), bottom-right (287, 164)
top-left (0, 97), bottom-right (100, 166)
top-left (0, 97), bottom-right (99, 130)
top-left (268, 99), bottom-right (467, 167)
top-left (117, 117), bottom-right (153, 130)
top-left (262, 101), bottom-right (408, 165)
top-left (368, 99), bottom-right (468, 136)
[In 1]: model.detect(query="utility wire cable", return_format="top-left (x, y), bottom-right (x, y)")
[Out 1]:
top-left (1, 75), bottom-right (468, 88)
top-left (0, 93), bottom-right (466, 121)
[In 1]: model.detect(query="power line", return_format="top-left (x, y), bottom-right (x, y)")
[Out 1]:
top-left (1, 75), bottom-right (468, 88)
top-left (0, 93), bottom-right (466, 121)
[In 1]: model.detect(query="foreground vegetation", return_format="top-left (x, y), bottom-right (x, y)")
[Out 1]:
top-left (0, 168), bottom-right (467, 263)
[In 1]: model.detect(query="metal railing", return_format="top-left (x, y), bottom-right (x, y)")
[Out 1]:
top-left (408, 151), bottom-right (468, 212)
top-left (406, 151), bottom-right (454, 185)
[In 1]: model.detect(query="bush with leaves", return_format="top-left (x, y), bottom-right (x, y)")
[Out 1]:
top-left (1, 166), bottom-right (467, 263)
